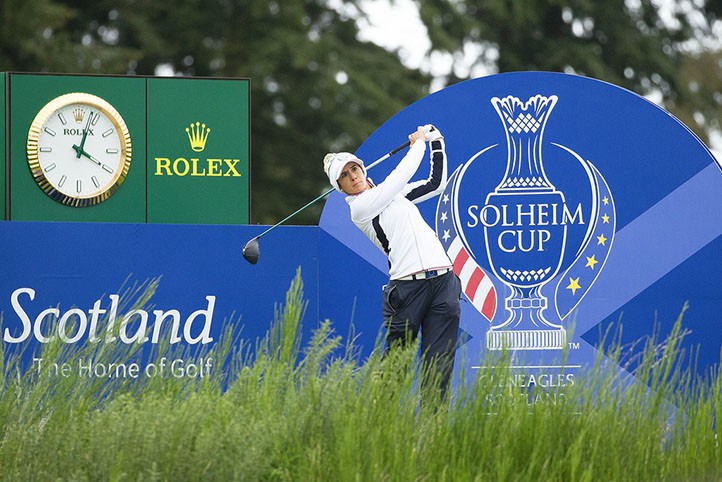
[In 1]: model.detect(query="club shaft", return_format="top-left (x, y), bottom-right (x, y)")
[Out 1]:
top-left (253, 189), bottom-right (333, 240)
top-left (254, 139), bottom-right (410, 240)
top-left (365, 140), bottom-right (411, 170)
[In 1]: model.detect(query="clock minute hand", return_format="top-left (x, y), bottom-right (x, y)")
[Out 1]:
top-left (75, 111), bottom-right (93, 158)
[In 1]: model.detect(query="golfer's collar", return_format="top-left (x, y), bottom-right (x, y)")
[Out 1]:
top-left (344, 180), bottom-right (374, 200)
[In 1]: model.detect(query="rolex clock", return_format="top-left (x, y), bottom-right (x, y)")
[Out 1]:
top-left (26, 92), bottom-right (132, 207)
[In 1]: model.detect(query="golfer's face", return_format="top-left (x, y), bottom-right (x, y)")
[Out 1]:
top-left (338, 162), bottom-right (368, 195)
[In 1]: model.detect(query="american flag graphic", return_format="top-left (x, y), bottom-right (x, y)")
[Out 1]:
top-left (436, 167), bottom-right (497, 322)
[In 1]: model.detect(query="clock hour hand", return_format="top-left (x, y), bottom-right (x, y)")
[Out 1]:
top-left (75, 111), bottom-right (94, 158)
top-left (72, 145), bottom-right (102, 166)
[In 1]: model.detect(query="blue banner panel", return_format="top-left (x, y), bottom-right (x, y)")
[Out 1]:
top-left (320, 72), bottom-right (722, 391)
top-left (318, 229), bottom-right (389, 355)
top-left (0, 222), bottom-right (320, 368)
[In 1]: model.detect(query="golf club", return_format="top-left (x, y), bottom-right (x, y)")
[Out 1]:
top-left (242, 139), bottom-right (411, 264)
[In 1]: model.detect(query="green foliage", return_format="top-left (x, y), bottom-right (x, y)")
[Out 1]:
top-left (2, 0), bottom-right (719, 225)
top-left (0, 0), bottom-right (429, 225)
top-left (1, 269), bottom-right (721, 481)
top-left (417, 0), bottom-right (721, 147)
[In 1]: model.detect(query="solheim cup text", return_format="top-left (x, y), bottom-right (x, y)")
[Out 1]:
top-left (466, 202), bottom-right (584, 252)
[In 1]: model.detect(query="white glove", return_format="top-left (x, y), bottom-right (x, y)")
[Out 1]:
top-left (421, 124), bottom-right (443, 142)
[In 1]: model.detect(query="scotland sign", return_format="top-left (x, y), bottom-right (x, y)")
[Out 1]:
top-left (320, 72), bottom-right (722, 387)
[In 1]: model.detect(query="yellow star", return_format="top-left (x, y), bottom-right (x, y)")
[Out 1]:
top-left (585, 254), bottom-right (599, 270)
top-left (566, 277), bottom-right (582, 295)
top-left (597, 233), bottom-right (607, 246)
top-left (602, 213), bottom-right (610, 224)
top-left (602, 196), bottom-right (609, 205)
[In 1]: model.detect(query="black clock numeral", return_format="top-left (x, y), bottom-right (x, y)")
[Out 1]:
top-left (102, 164), bottom-right (114, 174)
top-left (91, 176), bottom-right (100, 189)
top-left (43, 127), bottom-right (57, 136)
top-left (58, 113), bottom-right (68, 125)
top-left (76, 180), bottom-right (82, 193)
top-left (102, 129), bottom-right (114, 138)
top-left (58, 175), bottom-right (67, 187)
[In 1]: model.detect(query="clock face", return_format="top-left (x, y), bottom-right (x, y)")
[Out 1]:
top-left (26, 92), bottom-right (132, 207)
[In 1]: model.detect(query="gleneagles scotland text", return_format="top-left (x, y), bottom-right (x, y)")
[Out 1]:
top-left (2, 287), bottom-right (216, 380)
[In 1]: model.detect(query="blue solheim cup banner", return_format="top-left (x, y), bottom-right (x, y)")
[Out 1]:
top-left (320, 72), bottom-right (722, 394)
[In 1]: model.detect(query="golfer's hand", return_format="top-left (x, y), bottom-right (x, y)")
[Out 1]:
top-left (409, 126), bottom-right (426, 145)
top-left (422, 124), bottom-right (443, 141)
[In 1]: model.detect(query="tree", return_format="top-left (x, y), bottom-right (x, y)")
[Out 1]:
top-left (0, 0), bottom-right (138, 72)
top-left (2, 0), bottom-right (720, 224)
top-left (1, 0), bottom-right (430, 224)
top-left (416, 0), bottom-right (722, 148)
top-left (47, 0), bottom-right (431, 224)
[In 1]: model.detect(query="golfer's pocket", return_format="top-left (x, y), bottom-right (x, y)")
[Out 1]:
top-left (382, 283), bottom-right (400, 316)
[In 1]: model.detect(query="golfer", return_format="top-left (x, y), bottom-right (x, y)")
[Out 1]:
top-left (323, 125), bottom-right (461, 399)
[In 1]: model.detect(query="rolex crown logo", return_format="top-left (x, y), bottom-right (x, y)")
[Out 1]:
top-left (73, 108), bottom-right (85, 124)
top-left (186, 121), bottom-right (211, 152)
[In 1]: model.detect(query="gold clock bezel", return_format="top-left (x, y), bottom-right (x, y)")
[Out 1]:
top-left (26, 92), bottom-right (132, 207)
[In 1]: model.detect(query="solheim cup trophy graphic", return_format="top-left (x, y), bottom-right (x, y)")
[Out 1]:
top-left (437, 93), bottom-right (616, 353)
top-left (485, 95), bottom-right (566, 350)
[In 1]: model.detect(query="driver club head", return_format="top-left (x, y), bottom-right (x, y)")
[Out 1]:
top-left (242, 237), bottom-right (260, 264)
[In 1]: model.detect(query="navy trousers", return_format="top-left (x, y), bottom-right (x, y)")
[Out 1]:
top-left (382, 270), bottom-right (461, 397)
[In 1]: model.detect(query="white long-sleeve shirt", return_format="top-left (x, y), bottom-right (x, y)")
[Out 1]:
top-left (346, 138), bottom-right (452, 280)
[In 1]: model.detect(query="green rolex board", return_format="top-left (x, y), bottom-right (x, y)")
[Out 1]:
top-left (4, 73), bottom-right (250, 224)
top-left (1, 73), bottom-right (5, 218)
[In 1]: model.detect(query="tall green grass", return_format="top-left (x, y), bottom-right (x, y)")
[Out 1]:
top-left (1, 269), bottom-right (720, 481)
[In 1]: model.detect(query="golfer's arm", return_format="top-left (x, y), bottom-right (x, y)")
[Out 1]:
top-left (403, 138), bottom-right (447, 203)
top-left (350, 141), bottom-right (426, 223)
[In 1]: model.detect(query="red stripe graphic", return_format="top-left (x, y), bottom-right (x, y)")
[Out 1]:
top-left (481, 286), bottom-right (497, 320)
top-left (452, 248), bottom-right (469, 275)
top-left (449, 240), bottom-right (497, 322)
top-left (467, 267), bottom-right (484, 300)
